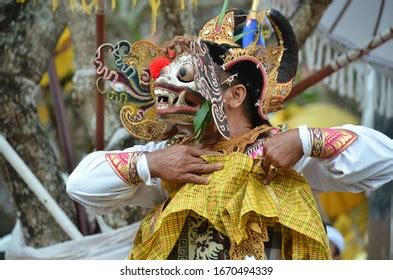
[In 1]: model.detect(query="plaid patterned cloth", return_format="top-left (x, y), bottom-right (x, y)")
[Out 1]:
top-left (129, 153), bottom-right (331, 260)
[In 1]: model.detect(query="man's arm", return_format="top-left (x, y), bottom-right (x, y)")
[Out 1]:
top-left (67, 141), bottom-right (223, 214)
top-left (146, 144), bottom-right (223, 185)
top-left (66, 141), bottom-right (168, 214)
top-left (297, 124), bottom-right (393, 192)
top-left (263, 125), bottom-right (393, 192)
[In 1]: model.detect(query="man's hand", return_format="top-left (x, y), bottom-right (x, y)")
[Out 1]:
top-left (145, 145), bottom-right (223, 185)
top-left (262, 128), bottom-right (304, 185)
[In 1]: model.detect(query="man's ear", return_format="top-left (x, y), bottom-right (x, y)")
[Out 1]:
top-left (226, 84), bottom-right (247, 109)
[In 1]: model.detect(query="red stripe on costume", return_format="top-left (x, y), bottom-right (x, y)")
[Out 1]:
top-left (310, 128), bottom-right (358, 158)
top-left (105, 153), bottom-right (131, 184)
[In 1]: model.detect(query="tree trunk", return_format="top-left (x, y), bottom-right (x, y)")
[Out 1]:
top-left (66, 4), bottom-right (148, 229)
top-left (0, 0), bottom-right (76, 247)
top-left (160, 0), bottom-right (198, 41)
top-left (66, 4), bottom-right (120, 153)
top-left (0, 175), bottom-right (16, 237)
top-left (290, 0), bottom-right (332, 49)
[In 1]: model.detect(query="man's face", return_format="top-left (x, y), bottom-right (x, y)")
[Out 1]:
top-left (154, 54), bottom-right (205, 126)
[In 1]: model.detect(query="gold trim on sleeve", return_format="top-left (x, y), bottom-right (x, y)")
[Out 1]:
top-left (309, 128), bottom-right (358, 158)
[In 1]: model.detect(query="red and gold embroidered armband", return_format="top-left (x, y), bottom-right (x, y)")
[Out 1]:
top-left (105, 152), bottom-right (145, 185)
top-left (309, 128), bottom-right (357, 159)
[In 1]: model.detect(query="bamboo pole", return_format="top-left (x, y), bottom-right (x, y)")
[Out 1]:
top-left (0, 135), bottom-right (83, 240)
top-left (47, 59), bottom-right (90, 236)
top-left (95, 0), bottom-right (105, 151)
top-left (48, 59), bottom-right (75, 173)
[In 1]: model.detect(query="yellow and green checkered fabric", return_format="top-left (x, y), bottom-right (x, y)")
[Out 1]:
top-left (129, 152), bottom-right (331, 260)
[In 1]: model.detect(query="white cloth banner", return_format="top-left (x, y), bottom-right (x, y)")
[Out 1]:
top-left (5, 221), bottom-right (139, 260)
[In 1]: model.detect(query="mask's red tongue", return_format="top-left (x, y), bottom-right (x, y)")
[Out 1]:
top-left (150, 57), bottom-right (171, 79)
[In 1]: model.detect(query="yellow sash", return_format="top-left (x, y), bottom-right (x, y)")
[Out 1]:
top-left (130, 153), bottom-right (331, 260)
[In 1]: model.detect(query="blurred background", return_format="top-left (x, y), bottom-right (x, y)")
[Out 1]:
top-left (0, 0), bottom-right (392, 260)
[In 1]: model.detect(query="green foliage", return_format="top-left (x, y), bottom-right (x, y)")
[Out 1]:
top-left (217, 0), bottom-right (229, 30)
top-left (193, 101), bottom-right (212, 141)
top-left (289, 90), bottom-right (320, 105)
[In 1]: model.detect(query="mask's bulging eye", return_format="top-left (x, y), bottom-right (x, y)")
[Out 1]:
top-left (177, 64), bottom-right (195, 82)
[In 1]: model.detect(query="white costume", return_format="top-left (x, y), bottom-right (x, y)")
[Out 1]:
top-left (67, 124), bottom-right (393, 215)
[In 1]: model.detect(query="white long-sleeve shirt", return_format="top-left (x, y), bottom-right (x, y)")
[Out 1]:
top-left (67, 125), bottom-right (393, 214)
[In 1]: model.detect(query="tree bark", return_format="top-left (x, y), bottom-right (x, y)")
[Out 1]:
top-left (0, 176), bottom-right (16, 237)
top-left (0, 0), bottom-right (76, 247)
top-left (290, 0), bottom-right (332, 49)
top-left (160, 0), bottom-right (198, 41)
top-left (66, 4), bottom-right (149, 229)
top-left (66, 4), bottom-right (120, 153)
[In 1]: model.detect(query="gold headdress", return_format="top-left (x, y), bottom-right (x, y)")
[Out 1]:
top-left (199, 11), bottom-right (238, 46)
top-left (94, 7), bottom-right (298, 141)
top-left (198, 8), bottom-right (299, 119)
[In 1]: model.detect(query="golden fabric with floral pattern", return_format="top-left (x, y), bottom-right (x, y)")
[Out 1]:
top-left (105, 152), bottom-right (144, 185)
top-left (309, 128), bottom-right (357, 158)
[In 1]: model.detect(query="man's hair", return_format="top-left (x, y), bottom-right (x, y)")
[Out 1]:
top-left (204, 41), bottom-right (270, 127)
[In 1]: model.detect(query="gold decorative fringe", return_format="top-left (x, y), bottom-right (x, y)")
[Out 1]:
top-left (180, 0), bottom-right (185, 10)
top-left (68, 0), bottom-right (76, 11)
top-left (52, 0), bottom-right (59, 11)
top-left (81, 0), bottom-right (98, 15)
top-left (15, 0), bottom-right (199, 34)
top-left (149, 0), bottom-right (161, 35)
top-left (14, 0), bottom-right (99, 13)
